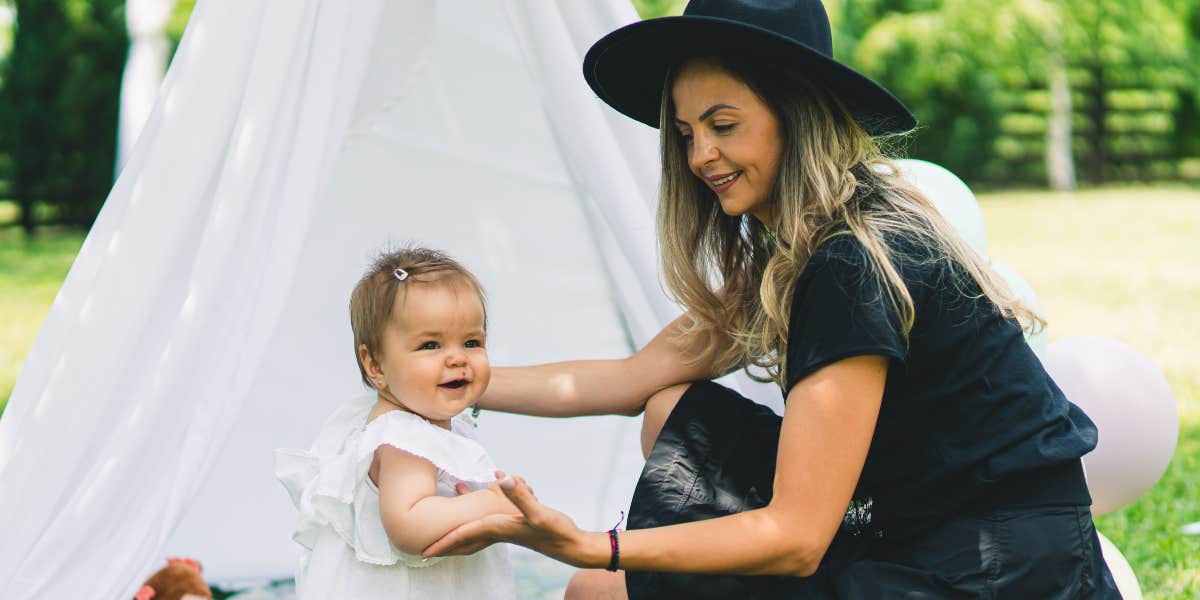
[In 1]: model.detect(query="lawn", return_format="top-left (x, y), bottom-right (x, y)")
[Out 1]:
top-left (981, 186), bottom-right (1200, 599)
top-left (1, 187), bottom-right (1198, 597)
top-left (0, 226), bottom-right (86, 414)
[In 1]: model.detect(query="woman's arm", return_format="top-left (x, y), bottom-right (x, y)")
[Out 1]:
top-left (425, 354), bottom-right (887, 577)
top-left (374, 446), bottom-right (517, 556)
top-left (477, 312), bottom-right (722, 418)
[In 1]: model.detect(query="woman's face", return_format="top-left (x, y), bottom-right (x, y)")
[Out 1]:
top-left (671, 59), bottom-right (783, 223)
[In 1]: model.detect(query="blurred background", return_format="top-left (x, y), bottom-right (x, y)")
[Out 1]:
top-left (0, 0), bottom-right (1196, 597)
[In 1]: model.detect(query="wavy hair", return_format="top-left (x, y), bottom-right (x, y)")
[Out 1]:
top-left (657, 56), bottom-right (1044, 388)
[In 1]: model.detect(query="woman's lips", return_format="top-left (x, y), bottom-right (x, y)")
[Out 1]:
top-left (711, 171), bottom-right (741, 193)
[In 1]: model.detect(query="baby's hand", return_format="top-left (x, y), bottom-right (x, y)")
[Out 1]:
top-left (457, 470), bottom-right (524, 516)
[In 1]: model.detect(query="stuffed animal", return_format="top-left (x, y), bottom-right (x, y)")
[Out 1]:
top-left (135, 557), bottom-right (212, 600)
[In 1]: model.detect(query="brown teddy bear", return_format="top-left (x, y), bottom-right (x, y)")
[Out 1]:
top-left (134, 557), bottom-right (212, 600)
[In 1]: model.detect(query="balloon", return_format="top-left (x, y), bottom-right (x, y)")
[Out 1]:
top-left (1096, 531), bottom-right (1142, 600)
top-left (894, 158), bottom-right (989, 255)
top-left (989, 260), bottom-right (1048, 362)
top-left (1043, 337), bottom-right (1179, 515)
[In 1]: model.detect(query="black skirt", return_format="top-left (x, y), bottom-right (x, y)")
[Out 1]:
top-left (624, 381), bottom-right (1123, 599)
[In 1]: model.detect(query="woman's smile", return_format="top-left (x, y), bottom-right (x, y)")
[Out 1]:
top-left (708, 170), bottom-right (742, 193)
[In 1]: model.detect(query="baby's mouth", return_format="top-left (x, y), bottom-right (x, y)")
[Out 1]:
top-left (439, 378), bottom-right (469, 389)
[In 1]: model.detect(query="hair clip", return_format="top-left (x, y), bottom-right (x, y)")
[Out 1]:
top-left (393, 268), bottom-right (409, 282)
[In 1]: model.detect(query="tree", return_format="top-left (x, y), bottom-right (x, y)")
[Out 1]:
top-left (0, 0), bottom-right (126, 233)
top-left (848, 0), bottom-right (1193, 186)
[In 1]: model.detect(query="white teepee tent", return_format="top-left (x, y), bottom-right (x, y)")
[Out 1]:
top-left (0, 1), bottom-right (783, 596)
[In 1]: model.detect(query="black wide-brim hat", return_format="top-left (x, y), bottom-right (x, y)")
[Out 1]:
top-left (583, 0), bottom-right (917, 136)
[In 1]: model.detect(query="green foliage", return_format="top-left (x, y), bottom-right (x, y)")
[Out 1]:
top-left (167, 0), bottom-right (195, 56)
top-left (0, 0), bottom-right (126, 232)
top-left (841, 0), bottom-right (1198, 185)
top-left (630, 0), bottom-right (685, 19)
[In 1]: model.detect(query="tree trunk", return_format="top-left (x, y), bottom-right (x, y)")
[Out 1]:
top-left (1045, 51), bottom-right (1076, 190)
top-left (1086, 61), bottom-right (1106, 184)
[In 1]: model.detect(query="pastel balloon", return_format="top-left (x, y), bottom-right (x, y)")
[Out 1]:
top-left (894, 158), bottom-right (989, 255)
top-left (1043, 337), bottom-right (1179, 515)
top-left (990, 260), bottom-right (1048, 361)
top-left (1097, 531), bottom-right (1142, 600)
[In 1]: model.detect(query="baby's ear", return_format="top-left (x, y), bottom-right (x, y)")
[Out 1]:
top-left (359, 344), bottom-right (385, 387)
top-left (359, 344), bottom-right (378, 372)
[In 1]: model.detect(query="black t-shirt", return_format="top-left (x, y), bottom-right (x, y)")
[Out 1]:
top-left (784, 233), bottom-right (1096, 536)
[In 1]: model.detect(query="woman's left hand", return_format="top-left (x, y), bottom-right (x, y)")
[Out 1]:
top-left (425, 475), bottom-right (595, 567)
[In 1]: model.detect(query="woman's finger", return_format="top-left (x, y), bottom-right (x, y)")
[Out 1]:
top-left (498, 476), bottom-right (545, 524)
top-left (424, 520), bottom-right (485, 557)
top-left (454, 482), bottom-right (470, 496)
top-left (424, 514), bottom-right (515, 557)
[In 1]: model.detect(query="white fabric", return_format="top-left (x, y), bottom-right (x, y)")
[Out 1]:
top-left (0, 0), bottom-right (786, 595)
top-left (275, 397), bottom-right (513, 599)
top-left (117, 0), bottom-right (178, 170)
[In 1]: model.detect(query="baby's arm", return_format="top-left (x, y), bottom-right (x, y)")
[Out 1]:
top-left (374, 444), bottom-right (518, 556)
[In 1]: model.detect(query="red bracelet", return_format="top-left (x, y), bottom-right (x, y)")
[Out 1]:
top-left (606, 528), bottom-right (620, 572)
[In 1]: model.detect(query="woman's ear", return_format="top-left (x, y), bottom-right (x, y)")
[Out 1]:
top-left (359, 344), bottom-right (385, 389)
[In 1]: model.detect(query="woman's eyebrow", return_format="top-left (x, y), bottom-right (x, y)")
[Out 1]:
top-left (675, 103), bottom-right (740, 126)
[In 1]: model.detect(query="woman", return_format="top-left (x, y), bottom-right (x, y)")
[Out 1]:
top-left (426, 1), bottom-right (1121, 597)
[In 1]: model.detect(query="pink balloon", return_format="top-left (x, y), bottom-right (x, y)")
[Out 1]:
top-left (1043, 337), bottom-right (1178, 515)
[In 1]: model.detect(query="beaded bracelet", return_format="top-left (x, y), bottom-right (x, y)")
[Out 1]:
top-left (606, 528), bottom-right (620, 572)
top-left (605, 510), bottom-right (625, 572)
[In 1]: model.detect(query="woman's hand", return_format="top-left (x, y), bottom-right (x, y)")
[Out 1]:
top-left (426, 475), bottom-right (600, 567)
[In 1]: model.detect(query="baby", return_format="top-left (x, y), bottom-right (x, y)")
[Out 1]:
top-left (276, 247), bottom-right (516, 599)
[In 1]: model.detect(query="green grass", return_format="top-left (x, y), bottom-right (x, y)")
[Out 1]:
top-left (1, 187), bottom-right (1198, 596)
top-left (981, 186), bottom-right (1200, 599)
top-left (0, 227), bottom-right (86, 413)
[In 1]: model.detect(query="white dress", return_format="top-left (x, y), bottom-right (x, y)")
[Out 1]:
top-left (275, 395), bottom-right (515, 599)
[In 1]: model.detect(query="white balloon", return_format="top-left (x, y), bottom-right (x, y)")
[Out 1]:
top-left (1043, 337), bottom-right (1179, 515)
top-left (894, 158), bottom-right (989, 255)
top-left (1096, 531), bottom-right (1142, 600)
top-left (989, 260), bottom-right (1048, 362)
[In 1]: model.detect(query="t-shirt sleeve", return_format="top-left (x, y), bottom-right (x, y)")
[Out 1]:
top-left (785, 236), bottom-right (907, 394)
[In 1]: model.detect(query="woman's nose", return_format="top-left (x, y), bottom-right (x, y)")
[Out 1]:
top-left (689, 133), bottom-right (718, 173)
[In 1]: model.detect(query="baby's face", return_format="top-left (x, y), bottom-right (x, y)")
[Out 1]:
top-left (375, 282), bottom-right (489, 427)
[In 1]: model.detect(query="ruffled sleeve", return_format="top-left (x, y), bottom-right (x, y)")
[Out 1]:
top-left (358, 411), bottom-right (498, 484)
top-left (274, 399), bottom-right (498, 568)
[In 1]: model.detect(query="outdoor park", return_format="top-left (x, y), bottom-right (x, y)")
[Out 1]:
top-left (1, 0), bottom-right (1198, 598)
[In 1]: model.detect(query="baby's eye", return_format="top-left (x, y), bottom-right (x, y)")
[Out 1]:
top-left (465, 339), bottom-right (483, 348)
top-left (419, 341), bottom-right (439, 350)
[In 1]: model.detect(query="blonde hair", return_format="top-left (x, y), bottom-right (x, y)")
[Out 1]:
top-left (349, 246), bottom-right (487, 388)
top-left (658, 56), bottom-right (1044, 388)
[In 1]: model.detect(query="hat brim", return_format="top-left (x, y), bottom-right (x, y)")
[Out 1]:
top-left (583, 16), bottom-right (917, 136)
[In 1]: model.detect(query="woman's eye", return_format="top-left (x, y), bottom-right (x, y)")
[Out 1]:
top-left (678, 130), bottom-right (692, 141)
top-left (713, 123), bottom-right (736, 134)
top-left (419, 341), bottom-right (439, 350)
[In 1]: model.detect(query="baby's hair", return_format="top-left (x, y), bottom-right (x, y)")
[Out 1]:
top-left (349, 246), bottom-right (487, 388)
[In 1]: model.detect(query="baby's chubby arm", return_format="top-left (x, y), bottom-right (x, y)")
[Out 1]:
top-left (374, 444), bottom-right (518, 556)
